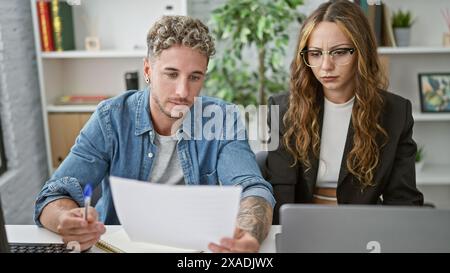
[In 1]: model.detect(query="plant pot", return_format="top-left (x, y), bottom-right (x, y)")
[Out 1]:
top-left (443, 33), bottom-right (450, 47)
top-left (415, 161), bottom-right (424, 172)
top-left (394, 27), bottom-right (411, 47)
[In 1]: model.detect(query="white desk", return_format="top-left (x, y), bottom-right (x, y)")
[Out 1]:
top-left (6, 225), bottom-right (280, 253)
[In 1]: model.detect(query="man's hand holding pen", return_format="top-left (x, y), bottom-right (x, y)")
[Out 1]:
top-left (55, 184), bottom-right (105, 251)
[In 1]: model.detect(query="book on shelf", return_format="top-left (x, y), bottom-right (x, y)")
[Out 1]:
top-left (366, 4), bottom-right (383, 46)
top-left (359, 0), bottom-right (369, 16)
top-left (50, 0), bottom-right (75, 51)
top-left (36, 0), bottom-right (54, 52)
top-left (54, 95), bottom-right (110, 105)
top-left (356, 2), bottom-right (396, 47)
top-left (381, 3), bottom-right (397, 47)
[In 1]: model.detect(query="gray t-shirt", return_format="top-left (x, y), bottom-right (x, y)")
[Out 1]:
top-left (149, 133), bottom-right (185, 185)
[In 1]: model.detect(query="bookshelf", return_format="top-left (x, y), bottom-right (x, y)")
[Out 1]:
top-left (378, 45), bottom-right (450, 187)
top-left (47, 104), bottom-right (98, 113)
top-left (30, 0), bottom-right (187, 174)
top-left (376, 1), bottom-right (450, 192)
top-left (41, 50), bottom-right (147, 59)
top-left (417, 164), bottom-right (450, 186)
top-left (413, 113), bottom-right (450, 122)
top-left (378, 47), bottom-right (450, 55)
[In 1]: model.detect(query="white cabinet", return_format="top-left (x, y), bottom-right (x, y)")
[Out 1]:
top-left (30, 0), bottom-right (187, 173)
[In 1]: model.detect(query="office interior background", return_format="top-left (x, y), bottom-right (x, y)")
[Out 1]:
top-left (0, 0), bottom-right (450, 224)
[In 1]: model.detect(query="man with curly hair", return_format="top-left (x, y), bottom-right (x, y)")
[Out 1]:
top-left (34, 16), bottom-right (274, 253)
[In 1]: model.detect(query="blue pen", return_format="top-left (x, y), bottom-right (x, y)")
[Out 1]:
top-left (83, 184), bottom-right (93, 221)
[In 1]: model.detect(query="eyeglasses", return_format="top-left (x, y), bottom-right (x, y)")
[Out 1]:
top-left (300, 48), bottom-right (356, 67)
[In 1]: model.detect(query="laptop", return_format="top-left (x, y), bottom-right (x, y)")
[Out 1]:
top-left (0, 196), bottom-right (70, 253)
top-left (276, 204), bottom-right (450, 253)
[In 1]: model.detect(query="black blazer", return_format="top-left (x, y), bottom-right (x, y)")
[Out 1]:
top-left (265, 91), bottom-right (424, 224)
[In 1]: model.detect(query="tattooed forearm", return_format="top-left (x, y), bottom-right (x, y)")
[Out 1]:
top-left (237, 196), bottom-right (273, 244)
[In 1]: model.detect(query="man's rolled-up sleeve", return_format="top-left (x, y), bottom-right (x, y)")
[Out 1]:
top-left (34, 177), bottom-right (86, 227)
top-left (34, 105), bottom-right (112, 226)
top-left (217, 106), bottom-right (275, 208)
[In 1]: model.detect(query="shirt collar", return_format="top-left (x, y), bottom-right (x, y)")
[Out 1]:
top-left (134, 88), bottom-right (153, 136)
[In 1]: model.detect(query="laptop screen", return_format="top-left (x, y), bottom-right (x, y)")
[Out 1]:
top-left (277, 204), bottom-right (450, 253)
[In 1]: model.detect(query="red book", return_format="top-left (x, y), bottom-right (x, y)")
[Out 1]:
top-left (36, 0), bottom-right (54, 52)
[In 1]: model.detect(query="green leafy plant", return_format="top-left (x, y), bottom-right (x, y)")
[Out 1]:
top-left (416, 146), bottom-right (424, 162)
top-left (392, 10), bottom-right (415, 28)
top-left (205, 0), bottom-right (304, 105)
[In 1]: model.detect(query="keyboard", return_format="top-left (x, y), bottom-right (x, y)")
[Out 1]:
top-left (9, 243), bottom-right (71, 253)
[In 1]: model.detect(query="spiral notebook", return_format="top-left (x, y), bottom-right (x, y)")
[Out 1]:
top-left (95, 228), bottom-right (201, 253)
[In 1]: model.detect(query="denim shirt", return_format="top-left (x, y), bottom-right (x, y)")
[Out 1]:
top-left (34, 89), bottom-right (275, 225)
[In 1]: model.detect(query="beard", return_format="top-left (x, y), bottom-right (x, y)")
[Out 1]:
top-left (152, 93), bottom-right (190, 120)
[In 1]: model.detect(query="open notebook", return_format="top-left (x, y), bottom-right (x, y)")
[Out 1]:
top-left (95, 228), bottom-right (202, 253)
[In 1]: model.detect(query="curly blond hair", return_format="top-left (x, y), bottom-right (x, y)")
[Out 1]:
top-left (284, 0), bottom-right (388, 188)
top-left (146, 15), bottom-right (215, 61)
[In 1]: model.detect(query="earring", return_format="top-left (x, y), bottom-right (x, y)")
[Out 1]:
top-left (145, 77), bottom-right (149, 83)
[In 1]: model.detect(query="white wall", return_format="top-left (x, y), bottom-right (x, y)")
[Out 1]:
top-left (0, 0), bottom-right (48, 224)
top-left (72, 0), bottom-right (187, 50)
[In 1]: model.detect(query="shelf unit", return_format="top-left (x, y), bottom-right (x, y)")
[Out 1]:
top-left (47, 104), bottom-right (98, 113)
top-left (378, 47), bottom-right (450, 55)
top-left (30, 0), bottom-right (187, 174)
top-left (417, 164), bottom-right (450, 186)
top-left (379, 53), bottom-right (450, 187)
top-left (378, 51), bottom-right (450, 187)
top-left (413, 113), bottom-right (450, 122)
top-left (41, 50), bottom-right (147, 59)
top-left (379, 0), bottom-right (450, 190)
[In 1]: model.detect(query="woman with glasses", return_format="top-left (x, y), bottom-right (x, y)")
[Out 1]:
top-left (265, 0), bottom-right (423, 224)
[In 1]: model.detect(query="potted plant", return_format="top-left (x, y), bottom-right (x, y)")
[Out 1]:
top-left (415, 146), bottom-right (425, 172)
top-left (392, 9), bottom-right (415, 47)
top-left (206, 0), bottom-right (304, 106)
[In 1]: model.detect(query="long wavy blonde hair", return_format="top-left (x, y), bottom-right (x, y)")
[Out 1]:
top-left (283, 0), bottom-right (388, 188)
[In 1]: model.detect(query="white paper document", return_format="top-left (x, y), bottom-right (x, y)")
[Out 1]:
top-left (109, 176), bottom-right (242, 251)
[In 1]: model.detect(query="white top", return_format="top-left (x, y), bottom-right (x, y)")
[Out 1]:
top-left (316, 96), bottom-right (355, 188)
top-left (149, 133), bottom-right (185, 185)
